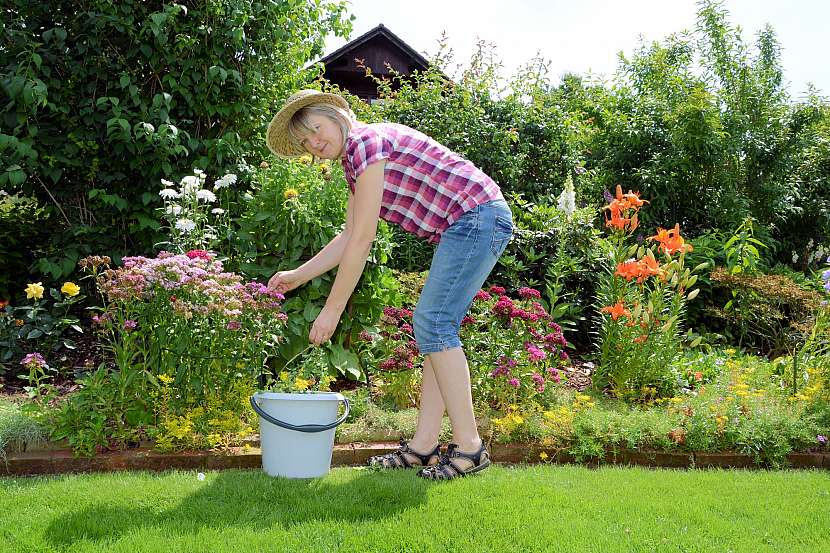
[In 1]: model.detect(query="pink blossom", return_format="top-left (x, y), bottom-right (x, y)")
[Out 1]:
top-left (518, 287), bottom-right (541, 299)
top-left (508, 377), bottom-right (520, 387)
top-left (474, 290), bottom-right (492, 301)
top-left (489, 285), bottom-right (506, 295)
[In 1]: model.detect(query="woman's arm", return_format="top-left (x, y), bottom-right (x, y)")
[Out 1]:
top-left (269, 194), bottom-right (356, 291)
top-left (309, 161), bottom-right (384, 344)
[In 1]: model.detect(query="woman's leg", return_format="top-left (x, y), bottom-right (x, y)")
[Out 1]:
top-left (408, 356), bottom-right (445, 452)
top-left (426, 347), bottom-right (481, 469)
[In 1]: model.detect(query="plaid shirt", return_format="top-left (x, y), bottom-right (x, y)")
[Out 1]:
top-left (341, 123), bottom-right (503, 244)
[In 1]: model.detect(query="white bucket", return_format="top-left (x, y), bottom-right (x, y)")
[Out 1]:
top-left (250, 391), bottom-right (350, 478)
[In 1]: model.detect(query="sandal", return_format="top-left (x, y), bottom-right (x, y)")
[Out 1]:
top-left (367, 439), bottom-right (441, 469)
top-left (417, 441), bottom-right (491, 480)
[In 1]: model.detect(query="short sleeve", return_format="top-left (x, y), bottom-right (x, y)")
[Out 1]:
top-left (346, 126), bottom-right (394, 181)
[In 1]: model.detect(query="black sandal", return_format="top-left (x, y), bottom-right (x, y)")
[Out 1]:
top-left (367, 439), bottom-right (441, 469)
top-left (417, 442), bottom-right (491, 480)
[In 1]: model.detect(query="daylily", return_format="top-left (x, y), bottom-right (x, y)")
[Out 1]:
top-left (601, 301), bottom-right (630, 320)
top-left (614, 260), bottom-right (641, 281)
top-left (649, 223), bottom-right (693, 256)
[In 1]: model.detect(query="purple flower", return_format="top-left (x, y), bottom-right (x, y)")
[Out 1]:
top-left (508, 377), bottom-right (520, 388)
top-left (603, 189), bottom-right (614, 203)
top-left (574, 166), bottom-right (587, 175)
top-left (818, 435), bottom-right (828, 445)
top-left (525, 342), bottom-right (547, 363)
top-left (123, 319), bottom-right (138, 331)
top-left (21, 353), bottom-right (47, 369)
top-left (226, 320), bottom-right (241, 331)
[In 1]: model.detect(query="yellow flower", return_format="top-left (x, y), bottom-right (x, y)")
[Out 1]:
top-left (279, 371), bottom-right (289, 382)
top-left (283, 188), bottom-right (299, 200)
top-left (294, 377), bottom-right (310, 391)
top-left (25, 282), bottom-right (44, 300)
top-left (543, 410), bottom-right (556, 420)
top-left (539, 451), bottom-right (549, 461)
top-left (735, 390), bottom-right (749, 397)
top-left (61, 281), bottom-right (81, 297)
top-left (670, 397), bottom-right (683, 404)
top-left (158, 374), bottom-right (174, 384)
top-left (298, 154), bottom-right (313, 164)
top-left (511, 414), bottom-right (524, 424)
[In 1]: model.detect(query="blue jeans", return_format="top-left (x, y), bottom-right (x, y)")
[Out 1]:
top-left (413, 199), bottom-right (513, 354)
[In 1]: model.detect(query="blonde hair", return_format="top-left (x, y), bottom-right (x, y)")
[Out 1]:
top-left (288, 103), bottom-right (355, 154)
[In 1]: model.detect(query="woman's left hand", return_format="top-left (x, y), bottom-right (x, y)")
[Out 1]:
top-left (309, 306), bottom-right (342, 346)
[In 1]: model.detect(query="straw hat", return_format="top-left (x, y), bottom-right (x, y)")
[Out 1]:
top-left (266, 89), bottom-right (350, 158)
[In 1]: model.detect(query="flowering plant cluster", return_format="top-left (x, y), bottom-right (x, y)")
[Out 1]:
top-left (464, 286), bottom-right (571, 410)
top-left (157, 169), bottom-right (237, 253)
top-left (372, 286), bottom-right (571, 411)
top-left (95, 250), bottom-right (287, 405)
top-left (0, 279), bottom-right (84, 379)
top-left (594, 186), bottom-right (705, 401)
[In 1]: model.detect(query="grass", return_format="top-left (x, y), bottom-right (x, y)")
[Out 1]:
top-left (1, 465), bottom-right (828, 552)
top-left (0, 399), bottom-right (45, 459)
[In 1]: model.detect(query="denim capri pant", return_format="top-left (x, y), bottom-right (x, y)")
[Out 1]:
top-left (413, 198), bottom-right (514, 354)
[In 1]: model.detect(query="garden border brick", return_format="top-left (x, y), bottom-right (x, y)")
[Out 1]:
top-left (3, 442), bottom-right (828, 476)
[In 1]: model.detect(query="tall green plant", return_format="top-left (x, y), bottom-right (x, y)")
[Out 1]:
top-left (0, 0), bottom-right (351, 280)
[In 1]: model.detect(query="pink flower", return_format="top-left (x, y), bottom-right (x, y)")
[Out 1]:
top-left (518, 287), bottom-right (541, 299)
top-left (474, 290), bottom-right (492, 301)
top-left (508, 377), bottom-right (520, 387)
top-left (358, 330), bottom-right (373, 342)
top-left (401, 323), bottom-right (414, 333)
top-left (21, 352), bottom-right (47, 369)
top-left (489, 285), bottom-right (506, 295)
top-left (123, 320), bottom-right (138, 332)
top-left (461, 315), bottom-right (475, 326)
top-left (226, 320), bottom-right (241, 331)
top-left (525, 342), bottom-right (547, 362)
top-left (186, 250), bottom-right (212, 260)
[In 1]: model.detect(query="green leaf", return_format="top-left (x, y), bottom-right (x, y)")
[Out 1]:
top-left (27, 329), bottom-right (43, 339)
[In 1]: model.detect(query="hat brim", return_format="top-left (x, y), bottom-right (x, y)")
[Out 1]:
top-left (266, 92), bottom-right (350, 158)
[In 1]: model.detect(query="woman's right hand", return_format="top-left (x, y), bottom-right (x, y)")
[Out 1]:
top-left (267, 270), bottom-right (303, 294)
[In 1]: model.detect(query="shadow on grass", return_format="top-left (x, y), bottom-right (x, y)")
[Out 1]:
top-left (45, 467), bottom-right (427, 547)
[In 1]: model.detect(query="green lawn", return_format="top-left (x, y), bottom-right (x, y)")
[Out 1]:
top-left (1, 465), bottom-right (828, 552)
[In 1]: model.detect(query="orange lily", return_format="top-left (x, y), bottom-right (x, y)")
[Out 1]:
top-left (614, 261), bottom-right (641, 281)
top-left (650, 223), bottom-right (693, 256)
top-left (601, 301), bottom-right (630, 321)
top-left (633, 334), bottom-right (649, 344)
top-left (637, 255), bottom-right (665, 282)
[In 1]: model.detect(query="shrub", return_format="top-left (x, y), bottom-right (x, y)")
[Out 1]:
top-left (236, 158), bottom-right (400, 381)
top-left (705, 268), bottom-right (823, 356)
top-left (1, 0), bottom-right (352, 280)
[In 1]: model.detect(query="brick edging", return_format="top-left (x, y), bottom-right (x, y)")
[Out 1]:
top-left (3, 442), bottom-right (829, 476)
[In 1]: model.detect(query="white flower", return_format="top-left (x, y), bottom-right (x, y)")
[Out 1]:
top-left (557, 174), bottom-right (576, 218)
top-left (181, 175), bottom-right (200, 195)
top-left (193, 168), bottom-right (205, 177)
top-left (175, 218), bottom-right (197, 232)
top-left (159, 188), bottom-right (180, 199)
top-left (166, 204), bottom-right (182, 216)
top-left (792, 252), bottom-right (799, 264)
top-left (196, 189), bottom-right (217, 203)
top-left (211, 208), bottom-right (225, 215)
top-left (161, 179), bottom-right (175, 188)
top-left (197, 472), bottom-right (205, 481)
top-left (213, 173), bottom-right (237, 190)
top-left (242, 192), bottom-right (254, 201)
top-left (807, 238), bottom-right (814, 250)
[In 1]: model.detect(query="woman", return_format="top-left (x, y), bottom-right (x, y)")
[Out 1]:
top-left (265, 90), bottom-right (513, 480)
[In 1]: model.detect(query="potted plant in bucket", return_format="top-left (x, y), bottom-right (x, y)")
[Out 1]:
top-left (250, 346), bottom-right (350, 478)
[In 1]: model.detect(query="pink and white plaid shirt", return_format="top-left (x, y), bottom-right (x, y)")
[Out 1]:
top-left (341, 123), bottom-right (503, 244)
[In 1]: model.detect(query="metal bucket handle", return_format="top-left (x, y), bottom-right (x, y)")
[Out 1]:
top-left (250, 395), bottom-right (350, 433)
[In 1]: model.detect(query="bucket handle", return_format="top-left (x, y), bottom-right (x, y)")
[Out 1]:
top-left (250, 395), bottom-right (350, 433)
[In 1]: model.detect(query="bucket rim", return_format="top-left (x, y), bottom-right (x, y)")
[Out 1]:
top-left (253, 391), bottom-right (345, 402)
